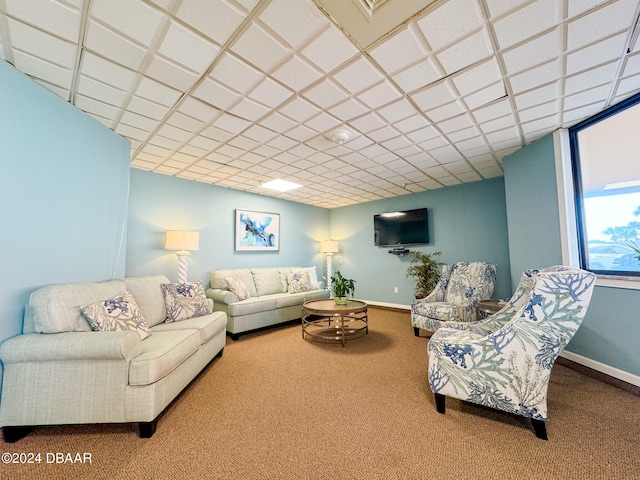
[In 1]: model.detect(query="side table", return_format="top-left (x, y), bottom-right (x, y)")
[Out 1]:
top-left (475, 299), bottom-right (506, 320)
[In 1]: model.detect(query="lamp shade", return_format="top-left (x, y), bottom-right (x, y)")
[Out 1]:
top-left (320, 240), bottom-right (339, 253)
top-left (165, 231), bottom-right (200, 251)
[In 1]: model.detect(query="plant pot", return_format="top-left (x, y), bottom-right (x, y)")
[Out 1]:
top-left (334, 296), bottom-right (348, 305)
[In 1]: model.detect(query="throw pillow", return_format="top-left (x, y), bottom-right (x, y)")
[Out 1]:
top-left (161, 282), bottom-right (210, 323)
top-left (225, 275), bottom-right (250, 301)
top-left (293, 266), bottom-right (321, 290)
top-left (288, 271), bottom-right (311, 293)
top-left (81, 291), bottom-right (151, 340)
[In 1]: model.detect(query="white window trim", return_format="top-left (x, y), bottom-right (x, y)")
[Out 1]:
top-left (554, 129), bottom-right (640, 291)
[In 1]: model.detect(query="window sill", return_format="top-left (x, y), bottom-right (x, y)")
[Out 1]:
top-left (595, 275), bottom-right (640, 290)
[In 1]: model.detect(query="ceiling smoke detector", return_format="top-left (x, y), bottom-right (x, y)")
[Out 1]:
top-left (329, 129), bottom-right (351, 145)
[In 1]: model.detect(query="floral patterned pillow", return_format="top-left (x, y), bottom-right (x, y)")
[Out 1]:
top-left (161, 282), bottom-right (210, 323)
top-left (288, 271), bottom-right (311, 293)
top-left (81, 291), bottom-right (151, 340)
top-left (225, 275), bottom-right (250, 301)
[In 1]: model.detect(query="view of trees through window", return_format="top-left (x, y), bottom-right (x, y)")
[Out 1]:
top-left (571, 92), bottom-right (640, 276)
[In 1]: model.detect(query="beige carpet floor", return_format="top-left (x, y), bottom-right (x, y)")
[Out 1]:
top-left (2, 308), bottom-right (639, 479)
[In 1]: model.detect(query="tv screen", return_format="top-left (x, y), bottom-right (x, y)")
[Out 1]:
top-left (374, 208), bottom-right (429, 246)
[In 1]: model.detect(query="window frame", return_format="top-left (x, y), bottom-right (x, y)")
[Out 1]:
top-left (568, 91), bottom-right (640, 279)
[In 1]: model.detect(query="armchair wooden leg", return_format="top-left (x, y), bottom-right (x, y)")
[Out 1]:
top-left (413, 326), bottom-right (420, 337)
top-left (531, 419), bottom-right (548, 440)
top-left (434, 393), bottom-right (446, 414)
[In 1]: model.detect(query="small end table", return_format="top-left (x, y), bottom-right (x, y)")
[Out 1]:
top-left (475, 299), bottom-right (506, 320)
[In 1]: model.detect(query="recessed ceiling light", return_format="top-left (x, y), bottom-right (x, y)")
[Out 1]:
top-left (261, 179), bottom-right (303, 192)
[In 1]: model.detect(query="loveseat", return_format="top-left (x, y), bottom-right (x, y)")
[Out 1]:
top-left (205, 266), bottom-right (330, 340)
top-left (0, 275), bottom-right (227, 442)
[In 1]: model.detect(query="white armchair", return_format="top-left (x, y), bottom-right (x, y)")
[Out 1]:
top-left (411, 261), bottom-right (497, 335)
top-left (427, 266), bottom-right (596, 439)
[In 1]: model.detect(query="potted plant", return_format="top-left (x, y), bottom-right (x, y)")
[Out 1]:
top-left (406, 251), bottom-right (442, 299)
top-left (330, 271), bottom-right (356, 305)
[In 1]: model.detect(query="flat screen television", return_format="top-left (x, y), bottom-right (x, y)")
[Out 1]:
top-left (374, 208), bottom-right (429, 247)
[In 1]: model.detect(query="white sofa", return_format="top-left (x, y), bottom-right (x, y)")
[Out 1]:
top-left (205, 267), bottom-right (330, 340)
top-left (0, 275), bottom-right (227, 442)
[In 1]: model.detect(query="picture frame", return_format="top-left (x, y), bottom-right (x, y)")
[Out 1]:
top-left (235, 209), bottom-right (280, 251)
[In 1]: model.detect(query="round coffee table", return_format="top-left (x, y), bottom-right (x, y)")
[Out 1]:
top-left (301, 299), bottom-right (368, 347)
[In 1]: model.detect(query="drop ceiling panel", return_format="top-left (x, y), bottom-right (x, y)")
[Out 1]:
top-left (1, 0), bottom-right (637, 208)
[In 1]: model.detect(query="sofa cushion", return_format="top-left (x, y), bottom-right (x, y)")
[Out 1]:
top-left (252, 268), bottom-right (285, 296)
top-left (227, 296), bottom-right (278, 317)
top-left (210, 269), bottom-right (257, 297)
top-left (28, 280), bottom-right (126, 334)
top-left (129, 330), bottom-right (200, 386)
top-left (151, 311), bottom-right (227, 345)
top-left (161, 282), bottom-right (210, 323)
top-left (288, 271), bottom-right (311, 293)
top-left (225, 275), bottom-right (250, 301)
top-left (124, 275), bottom-right (171, 327)
top-left (81, 291), bottom-right (152, 340)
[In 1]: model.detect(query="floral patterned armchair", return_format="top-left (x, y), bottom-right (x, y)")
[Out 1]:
top-left (411, 261), bottom-right (497, 335)
top-left (427, 266), bottom-right (596, 439)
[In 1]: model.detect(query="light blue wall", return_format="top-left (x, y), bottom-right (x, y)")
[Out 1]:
top-left (126, 169), bottom-right (330, 284)
top-left (0, 62), bottom-right (130, 390)
top-left (329, 178), bottom-right (512, 306)
top-left (503, 133), bottom-right (640, 377)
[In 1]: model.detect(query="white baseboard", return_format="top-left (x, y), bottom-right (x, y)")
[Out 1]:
top-left (560, 350), bottom-right (640, 387)
top-left (363, 300), bottom-right (411, 310)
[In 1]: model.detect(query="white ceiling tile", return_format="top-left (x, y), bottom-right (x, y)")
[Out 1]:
top-left (157, 123), bottom-right (193, 143)
top-left (425, 100), bottom-right (466, 122)
top-left (158, 20), bottom-right (219, 73)
top-left (452, 58), bottom-right (502, 96)
top-left (248, 77), bottom-right (293, 108)
top-left (484, 0), bottom-right (528, 19)
top-left (91, 0), bottom-right (165, 46)
top-left (176, 0), bottom-right (247, 45)
top-left (479, 114), bottom-right (517, 134)
top-left (127, 96), bottom-right (172, 120)
top-left (436, 30), bottom-right (493, 75)
top-left (242, 124), bottom-right (278, 143)
top-left (564, 61), bottom-right (618, 96)
top-left (192, 77), bottom-right (240, 110)
top-left (356, 80), bottom-right (401, 109)
top-left (472, 98), bottom-right (513, 123)
top-left (563, 84), bottom-right (611, 110)
top-left (7, 19), bottom-right (77, 69)
top-left (616, 75), bottom-right (640, 99)
top-left (284, 124), bottom-right (316, 141)
top-left (565, 32), bottom-right (627, 75)
top-left (79, 75), bottom-right (127, 105)
top-left (332, 57), bottom-right (384, 95)
top-left (229, 97), bottom-right (270, 121)
top-left (463, 81), bottom-right (506, 110)
top-left (507, 59), bottom-right (562, 94)
top-left (493, 0), bottom-right (561, 50)
top-left (303, 79), bottom-right (348, 109)
top-left (120, 110), bottom-right (159, 132)
top-left (392, 58), bottom-right (442, 93)
top-left (514, 82), bottom-right (559, 110)
top-left (437, 113), bottom-right (473, 134)
top-left (567, 0), bottom-right (612, 18)
top-left (567, 0), bottom-right (639, 51)
top-left (377, 99), bottom-right (419, 123)
top-left (166, 111), bottom-right (205, 133)
top-left (212, 112), bottom-right (251, 134)
top-left (369, 25), bottom-right (427, 75)
top-left (145, 55), bottom-right (199, 91)
top-left (230, 21), bottom-right (289, 72)
top-left (260, 112), bottom-right (298, 133)
top-left (85, 20), bottom-right (147, 71)
top-left (304, 111), bottom-right (341, 133)
top-left (81, 52), bottom-right (137, 91)
top-left (406, 125), bottom-right (440, 143)
top-left (279, 97), bottom-right (321, 122)
top-left (210, 53), bottom-right (263, 94)
top-left (410, 81), bottom-right (457, 111)
top-left (517, 101), bottom-right (558, 123)
top-left (417, 0), bottom-right (484, 51)
top-left (271, 55), bottom-right (322, 91)
top-left (135, 76), bottom-right (181, 107)
top-left (201, 125), bottom-right (234, 142)
top-left (300, 25), bottom-right (358, 73)
top-left (348, 112), bottom-right (386, 133)
top-left (394, 114), bottom-right (431, 133)
top-left (501, 29), bottom-right (562, 75)
top-left (76, 95), bottom-right (119, 120)
top-left (4, 0), bottom-right (81, 42)
top-left (259, 0), bottom-right (327, 48)
top-left (367, 125), bottom-right (401, 142)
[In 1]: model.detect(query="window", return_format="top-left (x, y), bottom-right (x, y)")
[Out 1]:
top-left (570, 92), bottom-right (640, 277)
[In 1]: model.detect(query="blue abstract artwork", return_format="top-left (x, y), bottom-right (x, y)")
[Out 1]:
top-left (235, 209), bottom-right (280, 251)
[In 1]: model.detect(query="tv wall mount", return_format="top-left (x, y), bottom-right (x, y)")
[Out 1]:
top-left (388, 246), bottom-right (410, 255)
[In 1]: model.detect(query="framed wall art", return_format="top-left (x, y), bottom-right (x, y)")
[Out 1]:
top-left (235, 209), bottom-right (280, 251)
